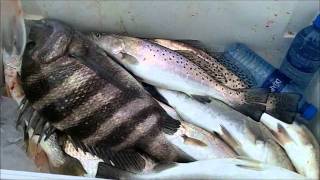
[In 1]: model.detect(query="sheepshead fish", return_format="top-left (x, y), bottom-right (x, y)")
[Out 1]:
top-left (19, 19), bottom-right (237, 172)
top-left (153, 88), bottom-right (294, 171)
top-left (90, 34), bottom-right (300, 123)
top-left (96, 157), bottom-right (305, 180)
top-left (1, 1), bottom-right (86, 175)
top-left (261, 114), bottom-right (320, 179)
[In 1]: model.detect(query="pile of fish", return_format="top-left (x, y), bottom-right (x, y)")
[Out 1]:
top-left (1, 2), bottom-right (319, 179)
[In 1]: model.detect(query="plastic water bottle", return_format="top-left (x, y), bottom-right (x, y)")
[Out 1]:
top-left (280, 14), bottom-right (320, 90)
top-left (223, 43), bottom-right (317, 121)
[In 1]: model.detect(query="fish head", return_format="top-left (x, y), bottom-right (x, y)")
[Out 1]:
top-left (25, 19), bottom-right (72, 65)
top-left (89, 33), bottom-right (144, 68)
top-left (88, 33), bottom-right (125, 55)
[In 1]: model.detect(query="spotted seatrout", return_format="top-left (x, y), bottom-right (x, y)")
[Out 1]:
top-left (90, 34), bottom-right (301, 123)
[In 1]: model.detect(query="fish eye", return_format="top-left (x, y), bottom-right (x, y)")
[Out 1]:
top-left (26, 41), bottom-right (36, 50)
top-left (95, 33), bottom-right (101, 38)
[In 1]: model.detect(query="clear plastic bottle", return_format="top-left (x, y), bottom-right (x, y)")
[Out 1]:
top-left (280, 14), bottom-right (320, 89)
top-left (223, 43), bottom-right (317, 121)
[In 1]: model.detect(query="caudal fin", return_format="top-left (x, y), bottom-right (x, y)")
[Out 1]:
top-left (234, 89), bottom-right (301, 123)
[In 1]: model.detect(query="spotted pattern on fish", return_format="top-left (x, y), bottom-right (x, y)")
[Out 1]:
top-left (207, 52), bottom-right (256, 88)
top-left (151, 39), bottom-right (252, 89)
top-left (140, 41), bottom-right (231, 89)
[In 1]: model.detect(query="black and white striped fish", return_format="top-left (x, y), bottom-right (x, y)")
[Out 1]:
top-left (18, 19), bottom-right (236, 175)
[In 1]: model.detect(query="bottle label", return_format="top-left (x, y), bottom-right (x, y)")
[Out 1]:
top-left (261, 70), bottom-right (291, 92)
top-left (286, 49), bottom-right (320, 73)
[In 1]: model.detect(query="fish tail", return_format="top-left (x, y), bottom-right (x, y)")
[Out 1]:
top-left (233, 88), bottom-right (301, 123)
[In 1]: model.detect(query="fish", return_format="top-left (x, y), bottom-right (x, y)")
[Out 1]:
top-left (151, 38), bottom-right (256, 89)
top-left (153, 88), bottom-right (295, 171)
top-left (90, 34), bottom-right (301, 123)
top-left (96, 157), bottom-right (306, 180)
top-left (1, 1), bottom-right (86, 176)
top-left (156, 100), bottom-right (238, 160)
top-left (1, 0), bottom-right (26, 103)
top-left (19, 19), bottom-right (237, 171)
top-left (261, 114), bottom-right (320, 179)
top-left (4, 65), bottom-right (86, 175)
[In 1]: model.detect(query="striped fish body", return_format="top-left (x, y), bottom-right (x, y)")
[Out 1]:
top-left (20, 19), bottom-right (188, 163)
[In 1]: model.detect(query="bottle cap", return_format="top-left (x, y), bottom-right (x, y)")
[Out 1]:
top-left (301, 103), bottom-right (318, 120)
top-left (313, 14), bottom-right (320, 29)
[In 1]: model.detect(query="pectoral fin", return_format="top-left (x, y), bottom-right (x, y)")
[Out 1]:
top-left (120, 53), bottom-right (139, 64)
top-left (182, 135), bottom-right (208, 147)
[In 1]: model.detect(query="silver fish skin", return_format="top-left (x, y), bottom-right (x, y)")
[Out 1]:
top-left (156, 88), bottom-right (295, 171)
top-left (90, 34), bottom-right (300, 123)
top-left (261, 114), bottom-right (320, 179)
top-left (97, 158), bottom-right (305, 180)
top-left (157, 100), bottom-right (238, 160)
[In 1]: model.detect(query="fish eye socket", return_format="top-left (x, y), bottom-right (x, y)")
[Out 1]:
top-left (26, 41), bottom-right (36, 50)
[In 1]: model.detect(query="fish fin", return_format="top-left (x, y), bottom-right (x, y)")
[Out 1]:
top-left (235, 156), bottom-right (264, 171)
top-left (235, 156), bottom-right (261, 164)
top-left (96, 162), bottom-right (136, 179)
top-left (175, 40), bottom-right (207, 51)
top-left (176, 50), bottom-right (227, 84)
top-left (191, 95), bottom-right (212, 104)
top-left (33, 117), bottom-right (46, 137)
top-left (182, 135), bottom-right (208, 147)
top-left (234, 89), bottom-right (300, 123)
top-left (233, 103), bottom-right (266, 123)
top-left (275, 123), bottom-right (294, 145)
top-left (16, 98), bottom-right (30, 128)
top-left (96, 148), bottom-right (153, 174)
top-left (150, 38), bottom-right (206, 51)
top-left (265, 93), bottom-right (301, 123)
top-left (219, 125), bottom-right (245, 155)
top-left (142, 82), bottom-right (170, 105)
top-left (236, 164), bottom-right (263, 171)
top-left (234, 88), bottom-right (268, 121)
top-left (160, 114), bottom-right (181, 135)
top-left (120, 52), bottom-right (139, 64)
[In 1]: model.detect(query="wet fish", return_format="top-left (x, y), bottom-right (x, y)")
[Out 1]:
top-left (261, 114), bottom-right (320, 179)
top-left (19, 19), bottom-right (238, 172)
top-left (97, 157), bottom-right (305, 180)
top-left (1, 1), bottom-right (86, 176)
top-left (156, 100), bottom-right (238, 160)
top-left (154, 88), bottom-right (294, 170)
top-left (90, 34), bottom-right (300, 123)
top-left (151, 38), bottom-right (256, 89)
